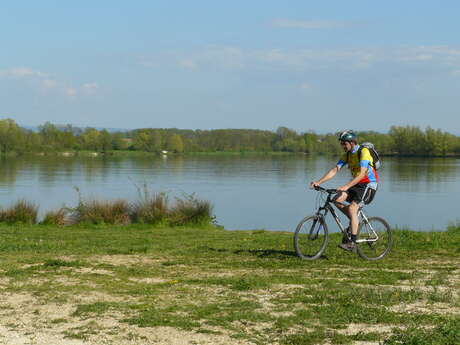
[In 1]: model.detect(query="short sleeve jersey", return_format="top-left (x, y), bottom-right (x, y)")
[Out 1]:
top-left (337, 145), bottom-right (379, 184)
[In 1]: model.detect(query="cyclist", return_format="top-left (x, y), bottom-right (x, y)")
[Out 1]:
top-left (310, 130), bottom-right (378, 252)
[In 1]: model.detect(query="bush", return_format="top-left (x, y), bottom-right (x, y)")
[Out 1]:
top-left (169, 194), bottom-right (213, 226)
top-left (71, 199), bottom-right (131, 225)
top-left (0, 188), bottom-right (215, 227)
top-left (131, 192), bottom-right (169, 224)
top-left (447, 221), bottom-right (460, 233)
top-left (41, 208), bottom-right (69, 226)
top-left (0, 200), bottom-right (38, 224)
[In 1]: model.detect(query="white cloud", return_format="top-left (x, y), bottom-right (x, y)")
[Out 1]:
top-left (42, 79), bottom-right (59, 89)
top-left (178, 58), bottom-right (197, 69)
top-left (81, 82), bottom-right (99, 94)
top-left (273, 18), bottom-right (346, 29)
top-left (142, 45), bottom-right (460, 74)
top-left (65, 88), bottom-right (77, 97)
top-left (0, 67), bottom-right (99, 97)
top-left (300, 82), bottom-right (313, 90)
top-left (0, 67), bottom-right (47, 79)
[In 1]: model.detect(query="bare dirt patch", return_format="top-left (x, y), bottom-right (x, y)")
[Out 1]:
top-left (0, 291), bottom-right (255, 345)
top-left (128, 277), bottom-right (169, 284)
top-left (338, 323), bottom-right (396, 336)
top-left (389, 301), bottom-right (460, 315)
top-left (91, 255), bottom-right (164, 266)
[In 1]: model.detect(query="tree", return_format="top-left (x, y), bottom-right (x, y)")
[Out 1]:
top-left (39, 122), bottom-right (62, 150)
top-left (0, 118), bottom-right (23, 153)
top-left (81, 128), bottom-right (102, 151)
top-left (166, 134), bottom-right (184, 153)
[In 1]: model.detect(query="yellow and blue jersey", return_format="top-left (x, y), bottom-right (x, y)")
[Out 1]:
top-left (337, 145), bottom-right (379, 184)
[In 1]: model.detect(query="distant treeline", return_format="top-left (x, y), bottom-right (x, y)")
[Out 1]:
top-left (1, 118), bottom-right (460, 157)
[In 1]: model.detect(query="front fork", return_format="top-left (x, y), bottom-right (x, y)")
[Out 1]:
top-left (308, 208), bottom-right (328, 240)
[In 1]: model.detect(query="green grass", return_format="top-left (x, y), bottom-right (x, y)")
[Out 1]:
top-left (383, 318), bottom-right (460, 345)
top-left (0, 224), bottom-right (458, 344)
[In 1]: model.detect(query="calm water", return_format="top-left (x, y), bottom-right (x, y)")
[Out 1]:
top-left (0, 154), bottom-right (459, 231)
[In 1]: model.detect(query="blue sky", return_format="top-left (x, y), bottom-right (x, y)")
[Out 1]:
top-left (1, 1), bottom-right (460, 133)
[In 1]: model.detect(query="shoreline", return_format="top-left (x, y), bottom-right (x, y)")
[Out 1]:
top-left (2, 150), bottom-right (460, 158)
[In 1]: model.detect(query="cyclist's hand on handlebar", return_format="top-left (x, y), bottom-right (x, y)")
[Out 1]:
top-left (337, 186), bottom-right (349, 192)
top-left (310, 181), bottom-right (320, 189)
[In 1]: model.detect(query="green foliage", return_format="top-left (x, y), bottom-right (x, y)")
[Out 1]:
top-left (166, 133), bottom-right (184, 153)
top-left (0, 118), bottom-right (29, 153)
top-left (1, 118), bottom-right (460, 156)
top-left (0, 200), bottom-right (38, 224)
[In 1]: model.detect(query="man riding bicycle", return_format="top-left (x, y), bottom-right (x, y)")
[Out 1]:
top-left (310, 130), bottom-right (378, 252)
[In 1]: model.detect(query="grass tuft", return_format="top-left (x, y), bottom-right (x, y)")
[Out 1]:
top-left (383, 317), bottom-right (460, 345)
top-left (0, 200), bottom-right (38, 224)
top-left (71, 199), bottom-right (131, 225)
top-left (447, 221), bottom-right (460, 233)
top-left (41, 208), bottom-right (69, 225)
top-left (169, 193), bottom-right (214, 226)
top-left (131, 192), bottom-right (169, 224)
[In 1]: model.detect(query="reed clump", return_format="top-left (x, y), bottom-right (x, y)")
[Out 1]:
top-left (0, 188), bottom-right (214, 227)
top-left (71, 199), bottom-right (131, 225)
top-left (0, 200), bottom-right (38, 224)
top-left (41, 208), bottom-right (69, 226)
top-left (130, 192), bottom-right (169, 225)
top-left (169, 194), bottom-right (214, 226)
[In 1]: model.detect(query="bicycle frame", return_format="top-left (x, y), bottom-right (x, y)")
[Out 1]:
top-left (313, 188), bottom-right (380, 243)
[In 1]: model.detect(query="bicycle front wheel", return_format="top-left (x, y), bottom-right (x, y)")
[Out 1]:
top-left (294, 215), bottom-right (328, 260)
top-left (356, 217), bottom-right (392, 261)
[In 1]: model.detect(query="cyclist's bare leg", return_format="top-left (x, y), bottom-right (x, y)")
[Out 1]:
top-left (348, 201), bottom-right (359, 235)
top-left (333, 192), bottom-right (350, 219)
top-left (334, 194), bottom-right (359, 235)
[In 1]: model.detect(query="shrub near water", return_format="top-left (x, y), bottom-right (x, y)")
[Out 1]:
top-left (131, 192), bottom-right (169, 225)
top-left (0, 190), bottom-right (214, 226)
top-left (41, 208), bottom-right (68, 225)
top-left (169, 194), bottom-right (214, 226)
top-left (0, 200), bottom-right (38, 224)
top-left (72, 199), bottom-right (131, 225)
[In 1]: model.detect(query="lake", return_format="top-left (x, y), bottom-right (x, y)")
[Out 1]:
top-left (0, 154), bottom-right (458, 231)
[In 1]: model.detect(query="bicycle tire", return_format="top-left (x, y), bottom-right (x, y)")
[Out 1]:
top-left (356, 216), bottom-right (392, 261)
top-left (294, 215), bottom-right (328, 260)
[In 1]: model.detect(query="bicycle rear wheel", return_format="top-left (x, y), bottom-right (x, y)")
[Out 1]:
top-left (294, 215), bottom-right (328, 260)
top-left (356, 217), bottom-right (392, 261)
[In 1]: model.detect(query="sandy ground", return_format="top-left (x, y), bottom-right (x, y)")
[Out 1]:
top-left (0, 292), bottom-right (253, 345)
top-left (0, 255), bottom-right (458, 345)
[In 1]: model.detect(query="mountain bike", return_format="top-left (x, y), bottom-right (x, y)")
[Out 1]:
top-left (293, 186), bottom-right (392, 261)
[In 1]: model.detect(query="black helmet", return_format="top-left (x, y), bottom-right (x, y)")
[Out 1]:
top-left (338, 130), bottom-right (357, 142)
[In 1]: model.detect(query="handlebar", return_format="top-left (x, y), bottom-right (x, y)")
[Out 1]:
top-left (313, 185), bottom-right (339, 194)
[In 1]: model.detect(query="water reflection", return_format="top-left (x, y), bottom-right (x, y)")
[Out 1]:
top-left (0, 154), bottom-right (458, 230)
top-left (384, 157), bottom-right (460, 193)
top-left (1, 155), bottom-right (458, 189)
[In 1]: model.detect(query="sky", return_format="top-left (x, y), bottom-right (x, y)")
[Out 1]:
top-left (1, 1), bottom-right (460, 134)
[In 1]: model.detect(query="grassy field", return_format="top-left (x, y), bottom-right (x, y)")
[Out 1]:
top-left (0, 224), bottom-right (458, 345)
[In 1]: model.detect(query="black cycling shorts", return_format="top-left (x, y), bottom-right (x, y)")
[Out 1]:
top-left (346, 183), bottom-right (376, 204)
